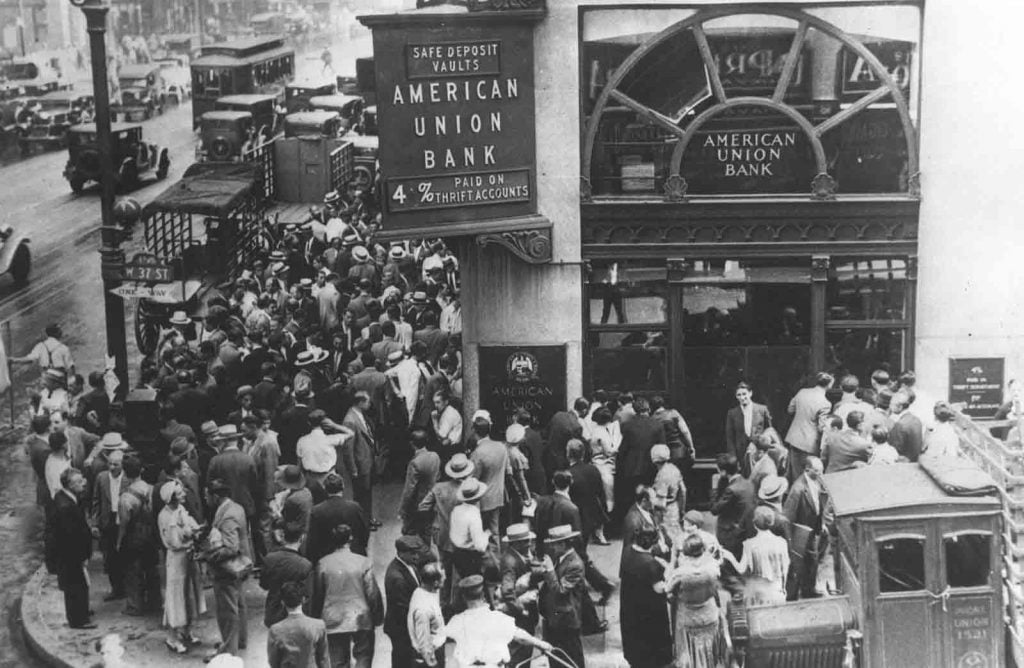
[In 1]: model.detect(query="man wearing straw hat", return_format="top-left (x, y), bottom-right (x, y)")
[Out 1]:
top-left (446, 575), bottom-right (552, 668)
top-left (501, 523), bottom-right (545, 668)
top-left (449, 477), bottom-right (490, 584)
top-left (538, 524), bottom-right (587, 668)
top-left (420, 453), bottom-right (474, 608)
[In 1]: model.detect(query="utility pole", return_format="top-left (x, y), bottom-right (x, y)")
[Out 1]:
top-left (69, 0), bottom-right (132, 399)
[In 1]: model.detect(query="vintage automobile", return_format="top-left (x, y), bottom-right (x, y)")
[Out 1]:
top-left (63, 122), bottom-right (170, 193)
top-left (196, 110), bottom-right (260, 161)
top-left (283, 110), bottom-right (342, 139)
top-left (362, 105), bottom-right (377, 135)
top-left (114, 64), bottom-right (166, 120)
top-left (0, 93), bottom-right (37, 142)
top-left (154, 59), bottom-right (190, 104)
top-left (0, 224), bottom-right (31, 286)
top-left (285, 80), bottom-right (336, 114)
top-left (214, 94), bottom-right (279, 143)
top-left (727, 459), bottom-right (1008, 668)
top-left (308, 94), bottom-right (364, 134)
top-left (18, 91), bottom-right (94, 155)
top-left (1, 57), bottom-right (65, 96)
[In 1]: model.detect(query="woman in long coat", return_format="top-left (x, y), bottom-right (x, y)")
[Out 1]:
top-left (158, 481), bottom-right (205, 654)
top-left (668, 534), bottom-right (728, 668)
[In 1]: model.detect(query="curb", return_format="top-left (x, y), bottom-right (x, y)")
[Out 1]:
top-left (20, 566), bottom-right (76, 668)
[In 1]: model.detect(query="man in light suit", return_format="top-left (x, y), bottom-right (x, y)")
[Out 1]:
top-left (784, 456), bottom-right (827, 600)
top-left (889, 389), bottom-right (925, 463)
top-left (204, 478), bottom-right (254, 659)
top-left (400, 429), bottom-right (440, 538)
top-left (341, 391), bottom-right (379, 529)
top-left (267, 581), bottom-right (331, 668)
top-left (785, 372), bottom-right (833, 483)
top-left (90, 447), bottom-right (126, 601)
top-left (725, 382), bottom-right (772, 477)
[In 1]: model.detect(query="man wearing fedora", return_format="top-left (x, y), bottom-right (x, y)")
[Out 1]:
top-left (501, 523), bottom-right (545, 668)
top-left (294, 348), bottom-right (332, 399)
top-left (539, 524), bottom-right (587, 668)
top-left (208, 424), bottom-right (265, 562)
top-left (90, 443), bottom-right (127, 601)
top-left (419, 453), bottom-right (474, 608)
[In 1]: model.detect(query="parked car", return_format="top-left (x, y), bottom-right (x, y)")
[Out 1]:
top-left (196, 110), bottom-right (258, 161)
top-left (285, 80), bottom-right (336, 114)
top-left (115, 64), bottom-right (166, 120)
top-left (154, 59), bottom-right (190, 104)
top-left (0, 93), bottom-right (37, 142)
top-left (284, 110), bottom-right (342, 138)
top-left (308, 94), bottom-right (364, 134)
top-left (19, 91), bottom-right (94, 155)
top-left (63, 122), bottom-right (169, 193)
top-left (214, 94), bottom-right (279, 143)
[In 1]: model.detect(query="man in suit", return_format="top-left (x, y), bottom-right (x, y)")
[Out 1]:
top-left (544, 398), bottom-right (588, 478)
top-left (710, 453), bottom-right (756, 559)
top-left (349, 353), bottom-right (387, 408)
top-left (203, 478), bottom-right (254, 659)
top-left (413, 311), bottom-right (449, 366)
top-left (784, 456), bottom-right (827, 600)
top-left (468, 412), bottom-right (508, 537)
top-left (384, 536), bottom-right (427, 668)
top-left (372, 321), bottom-right (404, 366)
top-left (306, 472), bottom-right (369, 562)
top-left (785, 372), bottom-right (833, 482)
top-left (90, 447), bottom-right (126, 601)
top-left (889, 389), bottom-right (925, 462)
top-left (539, 525), bottom-right (587, 668)
top-left (118, 454), bottom-right (162, 616)
top-left (500, 523), bottom-right (544, 668)
top-left (260, 522), bottom-right (313, 628)
top-left (615, 397), bottom-right (666, 522)
top-left (518, 409), bottom-right (548, 495)
top-left (341, 391), bottom-right (379, 528)
top-left (207, 424), bottom-right (265, 561)
top-left (400, 429), bottom-right (440, 537)
top-left (620, 485), bottom-right (669, 572)
top-left (822, 411), bottom-right (872, 473)
top-left (267, 581), bottom-right (331, 668)
top-left (54, 468), bottom-right (95, 629)
top-left (275, 389), bottom-right (314, 466)
top-left (725, 382), bottom-right (772, 477)
top-left (620, 527), bottom-right (672, 668)
top-left (566, 440), bottom-right (607, 550)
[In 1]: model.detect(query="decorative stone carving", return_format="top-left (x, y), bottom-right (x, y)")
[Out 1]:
top-left (811, 173), bottom-right (837, 200)
top-left (477, 228), bottom-right (552, 264)
top-left (664, 174), bottom-right (688, 202)
top-left (908, 172), bottom-right (921, 198)
top-left (580, 176), bottom-right (593, 203)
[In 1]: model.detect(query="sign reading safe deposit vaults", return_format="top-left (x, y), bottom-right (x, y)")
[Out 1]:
top-left (364, 17), bottom-right (537, 230)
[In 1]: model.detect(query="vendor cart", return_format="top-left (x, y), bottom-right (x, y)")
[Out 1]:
top-left (134, 161), bottom-right (265, 355)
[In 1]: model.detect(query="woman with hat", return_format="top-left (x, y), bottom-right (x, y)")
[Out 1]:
top-left (449, 478), bottom-right (490, 585)
top-left (721, 506), bottom-right (791, 606)
top-left (651, 443), bottom-right (686, 547)
top-left (756, 475), bottom-right (791, 542)
top-left (666, 533), bottom-right (728, 668)
top-left (158, 480), bottom-right (205, 654)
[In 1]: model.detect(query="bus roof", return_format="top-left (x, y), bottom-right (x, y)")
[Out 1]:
top-left (824, 463), bottom-right (999, 518)
top-left (216, 94), bottom-right (277, 106)
top-left (198, 36), bottom-right (286, 58)
top-left (191, 45), bottom-right (294, 68)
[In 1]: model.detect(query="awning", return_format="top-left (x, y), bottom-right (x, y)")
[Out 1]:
top-left (144, 162), bottom-right (258, 218)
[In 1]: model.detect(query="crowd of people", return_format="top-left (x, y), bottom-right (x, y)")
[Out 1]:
top-left (15, 178), bottom-right (971, 666)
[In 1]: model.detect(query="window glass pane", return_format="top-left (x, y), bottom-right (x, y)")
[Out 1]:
top-left (878, 537), bottom-right (926, 593)
top-left (589, 330), bottom-right (668, 392)
top-left (828, 258), bottom-right (906, 320)
top-left (826, 328), bottom-right (904, 382)
top-left (684, 278), bottom-right (810, 346)
top-left (587, 261), bottom-right (667, 325)
top-left (945, 534), bottom-right (991, 588)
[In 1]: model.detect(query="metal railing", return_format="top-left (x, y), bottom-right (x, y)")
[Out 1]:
top-left (329, 140), bottom-right (354, 194)
top-left (241, 140), bottom-right (276, 202)
top-left (954, 412), bottom-right (1024, 666)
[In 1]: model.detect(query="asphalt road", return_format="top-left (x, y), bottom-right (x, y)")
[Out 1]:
top-left (0, 31), bottom-right (379, 664)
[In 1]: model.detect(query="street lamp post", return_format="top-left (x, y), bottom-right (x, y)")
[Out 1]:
top-left (70, 0), bottom-right (130, 398)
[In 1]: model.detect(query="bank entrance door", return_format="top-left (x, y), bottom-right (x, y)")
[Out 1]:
top-left (669, 259), bottom-right (812, 460)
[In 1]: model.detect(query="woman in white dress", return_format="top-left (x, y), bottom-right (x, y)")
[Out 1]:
top-left (925, 401), bottom-right (962, 458)
top-left (587, 406), bottom-right (621, 543)
top-left (722, 506), bottom-right (790, 607)
top-left (158, 481), bottom-right (205, 654)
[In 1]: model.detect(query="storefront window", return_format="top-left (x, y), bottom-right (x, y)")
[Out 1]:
top-left (827, 258), bottom-right (907, 321)
top-left (878, 536), bottom-right (926, 593)
top-left (827, 328), bottom-right (904, 382)
top-left (945, 533), bottom-right (992, 589)
top-left (581, 4), bottom-right (921, 198)
top-left (587, 261), bottom-right (668, 325)
top-left (589, 330), bottom-right (668, 392)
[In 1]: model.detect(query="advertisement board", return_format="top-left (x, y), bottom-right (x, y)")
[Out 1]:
top-left (478, 345), bottom-right (566, 429)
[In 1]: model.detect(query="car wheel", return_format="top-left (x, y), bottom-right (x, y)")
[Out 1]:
top-left (134, 301), bottom-right (161, 356)
top-left (69, 177), bottom-right (85, 194)
top-left (10, 244), bottom-right (30, 286)
top-left (353, 164), bottom-right (373, 189)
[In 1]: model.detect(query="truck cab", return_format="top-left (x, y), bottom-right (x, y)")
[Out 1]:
top-left (64, 123), bottom-right (169, 193)
top-left (197, 111), bottom-right (256, 161)
top-left (214, 94), bottom-right (279, 143)
top-left (285, 80), bottom-right (337, 114)
top-left (116, 64), bottom-right (166, 120)
top-left (308, 94), bottom-right (364, 134)
top-left (284, 111), bottom-right (342, 139)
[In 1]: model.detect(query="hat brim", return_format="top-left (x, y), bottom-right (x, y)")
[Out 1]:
top-left (169, 317), bottom-right (190, 326)
top-left (758, 488), bottom-right (785, 500)
top-left (211, 432), bottom-right (242, 442)
top-left (171, 442), bottom-right (195, 456)
top-left (458, 485), bottom-right (487, 503)
top-left (502, 531), bottom-right (537, 543)
top-left (544, 530), bottom-right (581, 544)
top-left (101, 442), bottom-right (128, 451)
top-left (445, 462), bottom-right (475, 479)
top-left (295, 351), bottom-right (329, 367)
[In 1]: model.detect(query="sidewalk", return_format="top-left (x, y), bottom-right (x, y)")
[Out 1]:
top-left (21, 482), bottom-right (629, 667)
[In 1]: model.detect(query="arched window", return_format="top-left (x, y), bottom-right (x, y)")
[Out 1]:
top-left (581, 5), bottom-right (920, 201)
